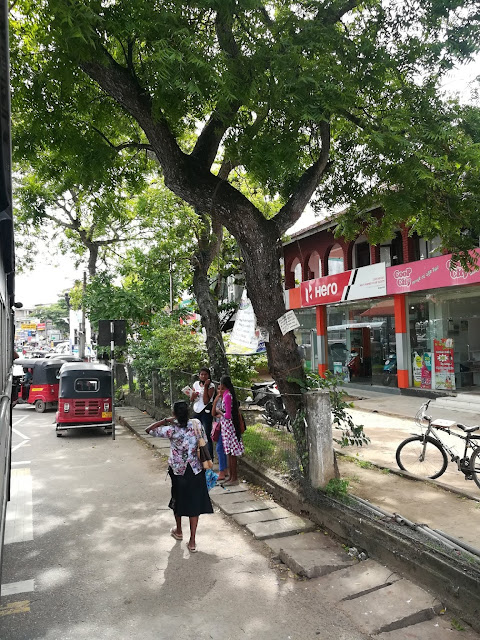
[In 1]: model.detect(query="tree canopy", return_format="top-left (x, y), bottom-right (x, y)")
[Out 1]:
top-left (10, 0), bottom-right (480, 416)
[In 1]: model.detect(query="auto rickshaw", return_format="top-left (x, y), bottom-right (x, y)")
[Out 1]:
top-left (14, 357), bottom-right (81, 413)
top-left (55, 363), bottom-right (114, 437)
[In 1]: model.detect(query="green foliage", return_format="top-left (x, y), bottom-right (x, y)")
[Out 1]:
top-left (227, 352), bottom-right (268, 400)
top-left (323, 478), bottom-right (350, 500)
top-left (34, 297), bottom-right (70, 334)
top-left (242, 423), bottom-right (296, 475)
top-left (10, 0), bottom-right (480, 255)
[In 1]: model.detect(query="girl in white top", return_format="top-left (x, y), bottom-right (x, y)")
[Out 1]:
top-left (191, 367), bottom-right (215, 458)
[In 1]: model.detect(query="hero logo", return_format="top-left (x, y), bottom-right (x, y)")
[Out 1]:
top-left (446, 260), bottom-right (469, 280)
top-left (305, 282), bottom-right (338, 302)
top-left (393, 267), bottom-right (412, 288)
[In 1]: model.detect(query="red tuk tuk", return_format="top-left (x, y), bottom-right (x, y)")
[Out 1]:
top-left (55, 363), bottom-right (114, 436)
top-left (14, 357), bottom-right (81, 413)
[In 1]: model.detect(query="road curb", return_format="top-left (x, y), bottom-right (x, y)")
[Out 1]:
top-left (238, 456), bottom-right (480, 634)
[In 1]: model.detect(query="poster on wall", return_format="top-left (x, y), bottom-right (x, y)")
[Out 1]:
top-left (434, 338), bottom-right (455, 391)
top-left (412, 352), bottom-right (423, 387)
top-left (421, 352), bottom-right (432, 389)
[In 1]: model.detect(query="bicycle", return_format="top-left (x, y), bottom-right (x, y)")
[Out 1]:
top-left (395, 400), bottom-right (480, 489)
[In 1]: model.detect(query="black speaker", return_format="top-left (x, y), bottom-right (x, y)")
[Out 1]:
top-left (97, 320), bottom-right (112, 346)
top-left (97, 319), bottom-right (127, 347)
top-left (113, 320), bottom-right (127, 347)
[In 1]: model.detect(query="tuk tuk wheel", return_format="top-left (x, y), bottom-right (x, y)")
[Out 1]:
top-left (34, 399), bottom-right (46, 413)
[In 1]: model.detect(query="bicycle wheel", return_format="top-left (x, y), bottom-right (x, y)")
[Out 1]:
top-left (470, 446), bottom-right (480, 491)
top-left (396, 436), bottom-right (448, 479)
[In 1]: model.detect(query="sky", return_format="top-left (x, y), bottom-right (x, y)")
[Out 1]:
top-left (14, 55), bottom-right (480, 308)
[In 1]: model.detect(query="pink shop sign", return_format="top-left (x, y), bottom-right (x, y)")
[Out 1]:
top-left (386, 250), bottom-right (480, 295)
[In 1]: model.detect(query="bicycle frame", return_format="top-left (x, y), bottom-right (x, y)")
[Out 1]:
top-left (415, 402), bottom-right (480, 475)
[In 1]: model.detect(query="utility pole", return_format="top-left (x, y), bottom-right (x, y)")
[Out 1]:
top-left (79, 271), bottom-right (86, 359)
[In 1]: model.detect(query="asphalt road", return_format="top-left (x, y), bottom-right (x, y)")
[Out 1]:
top-left (1, 406), bottom-right (368, 640)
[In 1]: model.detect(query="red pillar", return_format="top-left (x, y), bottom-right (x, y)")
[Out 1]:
top-left (316, 305), bottom-right (328, 377)
top-left (394, 294), bottom-right (409, 388)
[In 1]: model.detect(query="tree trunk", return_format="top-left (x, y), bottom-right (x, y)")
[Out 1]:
top-left (191, 213), bottom-right (229, 383)
top-left (192, 257), bottom-right (229, 383)
top-left (237, 219), bottom-right (305, 419)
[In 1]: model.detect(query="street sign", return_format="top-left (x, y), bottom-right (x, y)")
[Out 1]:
top-left (97, 320), bottom-right (127, 346)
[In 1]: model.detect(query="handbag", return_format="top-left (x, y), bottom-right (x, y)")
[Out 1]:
top-left (238, 410), bottom-right (246, 435)
top-left (193, 420), bottom-right (213, 470)
top-left (205, 468), bottom-right (218, 491)
top-left (211, 420), bottom-right (221, 442)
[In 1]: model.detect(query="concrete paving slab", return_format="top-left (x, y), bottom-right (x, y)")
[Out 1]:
top-left (210, 491), bottom-right (257, 505)
top-left (375, 616), bottom-right (480, 639)
top-left (209, 484), bottom-right (249, 497)
top-left (339, 579), bottom-right (442, 636)
top-left (312, 558), bottom-right (400, 602)
top-left (232, 506), bottom-right (293, 526)
top-left (247, 515), bottom-right (315, 540)
top-left (280, 546), bottom-right (354, 578)
top-left (218, 499), bottom-right (277, 515)
top-left (262, 530), bottom-right (354, 577)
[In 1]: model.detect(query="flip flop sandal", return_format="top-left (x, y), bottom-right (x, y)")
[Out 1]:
top-left (170, 528), bottom-right (183, 540)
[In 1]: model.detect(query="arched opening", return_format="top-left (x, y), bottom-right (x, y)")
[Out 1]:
top-left (290, 257), bottom-right (302, 286)
top-left (327, 243), bottom-right (345, 275)
top-left (380, 230), bottom-right (404, 267)
top-left (353, 235), bottom-right (370, 268)
top-left (306, 251), bottom-right (321, 280)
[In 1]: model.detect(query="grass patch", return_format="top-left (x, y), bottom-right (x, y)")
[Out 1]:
top-left (323, 477), bottom-right (350, 499)
top-left (242, 423), bottom-right (297, 474)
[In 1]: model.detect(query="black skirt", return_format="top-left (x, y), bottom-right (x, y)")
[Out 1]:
top-left (168, 464), bottom-right (214, 517)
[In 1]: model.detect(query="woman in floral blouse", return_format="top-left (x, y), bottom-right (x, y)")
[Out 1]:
top-left (146, 400), bottom-right (213, 552)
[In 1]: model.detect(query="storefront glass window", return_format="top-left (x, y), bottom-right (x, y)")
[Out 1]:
top-left (408, 286), bottom-right (480, 391)
top-left (293, 309), bottom-right (317, 371)
top-left (326, 298), bottom-right (396, 386)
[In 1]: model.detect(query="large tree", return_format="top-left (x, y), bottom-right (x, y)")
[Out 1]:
top-left (10, 1), bottom-right (480, 417)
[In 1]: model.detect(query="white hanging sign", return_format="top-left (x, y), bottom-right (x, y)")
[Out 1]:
top-left (277, 310), bottom-right (300, 336)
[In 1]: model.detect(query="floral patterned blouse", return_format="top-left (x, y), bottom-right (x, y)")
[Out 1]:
top-left (149, 419), bottom-right (205, 476)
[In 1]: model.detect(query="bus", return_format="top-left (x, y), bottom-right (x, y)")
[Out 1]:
top-left (0, 0), bottom-right (15, 590)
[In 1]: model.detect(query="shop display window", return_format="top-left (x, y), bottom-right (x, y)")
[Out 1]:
top-left (408, 286), bottom-right (480, 390)
top-left (326, 298), bottom-right (397, 386)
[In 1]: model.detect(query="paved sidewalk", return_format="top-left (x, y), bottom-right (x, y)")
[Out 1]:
top-left (117, 406), bottom-right (480, 639)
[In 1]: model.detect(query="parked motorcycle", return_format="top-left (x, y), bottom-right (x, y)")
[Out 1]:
top-left (264, 394), bottom-right (292, 432)
top-left (382, 353), bottom-right (397, 386)
top-left (246, 380), bottom-right (278, 407)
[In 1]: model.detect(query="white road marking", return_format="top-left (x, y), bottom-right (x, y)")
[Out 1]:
top-left (11, 440), bottom-right (29, 453)
top-left (1, 580), bottom-right (35, 597)
top-left (11, 461), bottom-right (31, 466)
top-left (12, 427), bottom-right (29, 440)
top-left (4, 469), bottom-right (33, 544)
top-left (12, 416), bottom-right (28, 427)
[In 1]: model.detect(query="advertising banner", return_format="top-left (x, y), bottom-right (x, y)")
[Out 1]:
top-left (387, 249), bottom-right (480, 295)
top-left (300, 263), bottom-right (386, 307)
top-left (226, 294), bottom-right (266, 355)
top-left (433, 338), bottom-right (455, 391)
top-left (21, 323), bottom-right (37, 330)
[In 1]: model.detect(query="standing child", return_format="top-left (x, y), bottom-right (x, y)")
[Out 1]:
top-left (191, 367), bottom-right (215, 459)
top-left (217, 376), bottom-right (244, 486)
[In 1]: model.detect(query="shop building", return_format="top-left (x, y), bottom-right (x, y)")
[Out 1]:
top-left (283, 217), bottom-right (480, 394)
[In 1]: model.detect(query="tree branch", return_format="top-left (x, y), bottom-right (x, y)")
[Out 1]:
top-left (190, 8), bottom-right (245, 169)
top-left (274, 121), bottom-right (331, 234)
top-left (89, 124), bottom-right (152, 152)
top-left (80, 46), bottom-right (183, 169)
top-left (319, 0), bottom-right (364, 25)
